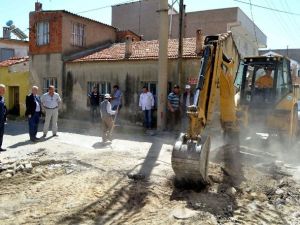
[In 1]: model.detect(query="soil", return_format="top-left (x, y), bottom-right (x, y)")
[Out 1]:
top-left (0, 121), bottom-right (299, 225)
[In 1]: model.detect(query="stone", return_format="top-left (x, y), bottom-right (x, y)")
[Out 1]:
top-left (6, 169), bottom-right (15, 176)
top-left (24, 163), bottom-right (33, 172)
top-left (257, 193), bottom-right (268, 202)
top-left (31, 161), bottom-right (40, 167)
top-left (16, 164), bottom-right (24, 172)
top-left (275, 189), bottom-right (284, 195)
top-left (226, 187), bottom-right (237, 196)
top-left (5, 173), bottom-right (12, 178)
top-left (171, 206), bottom-right (198, 219)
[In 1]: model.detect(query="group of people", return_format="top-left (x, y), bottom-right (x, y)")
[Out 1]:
top-left (0, 84), bottom-right (62, 152)
top-left (0, 82), bottom-right (196, 151)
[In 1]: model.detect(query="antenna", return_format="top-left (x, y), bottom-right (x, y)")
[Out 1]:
top-left (5, 20), bottom-right (28, 40)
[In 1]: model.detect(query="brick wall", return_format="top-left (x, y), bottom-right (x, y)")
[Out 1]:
top-left (29, 11), bottom-right (63, 54)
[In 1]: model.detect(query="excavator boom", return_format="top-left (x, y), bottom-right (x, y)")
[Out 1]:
top-left (171, 33), bottom-right (239, 187)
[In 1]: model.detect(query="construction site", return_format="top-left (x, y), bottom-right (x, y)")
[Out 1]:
top-left (1, 0), bottom-right (300, 225)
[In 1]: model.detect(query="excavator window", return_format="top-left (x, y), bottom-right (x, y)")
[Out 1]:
top-left (275, 59), bottom-right (292, 101)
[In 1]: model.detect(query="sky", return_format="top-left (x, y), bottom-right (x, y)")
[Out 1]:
top-left (1, 0), bottom-right (300, 49)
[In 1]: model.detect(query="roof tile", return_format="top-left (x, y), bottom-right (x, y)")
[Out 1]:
top-left (72, 37), bottom-right (199, 62)
top-left (0, 56), bottom-right (29, 67)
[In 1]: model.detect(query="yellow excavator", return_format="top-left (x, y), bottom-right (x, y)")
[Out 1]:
top-left (171, 33), bottom-right (298, 186)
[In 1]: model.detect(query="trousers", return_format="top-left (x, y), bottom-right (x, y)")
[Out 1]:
top-left (29, 112), bottom-right (40, 139)
top-left (0, 121), bottom-right (4, 148)
top-left (102, 116), bottom-right (113, 142)
top-left (43, 108), bottom-right (58, 135)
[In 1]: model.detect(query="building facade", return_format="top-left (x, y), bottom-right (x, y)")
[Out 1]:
top-left (0, 38), bottom-right (28, 62)
top-left (29, 6), bottom-right (117, 99)
top-left (0, 57), bottom-right (30, 116)
top-left (65, 33), bottom-right (239, 123)
top-left (112, 0), bottom-right (267, 57)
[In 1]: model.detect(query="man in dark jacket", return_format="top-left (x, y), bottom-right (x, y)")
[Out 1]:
top-left (88, 87), bottom-right (100, 121)
top-left (0, 84), bottom-right (7, 152)
top-left (25, 86), bottom-right (42, 142)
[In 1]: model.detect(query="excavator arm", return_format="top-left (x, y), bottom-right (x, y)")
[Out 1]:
top-left (171, 34), bottom-right (239, 186)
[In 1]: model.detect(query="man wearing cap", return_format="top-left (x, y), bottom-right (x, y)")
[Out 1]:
top-left (100, 94), bottom-right (116, 142)
top-left (181, 84), bottom-right (194, 130)
top-left (167, 85), bottom-right (181, 131)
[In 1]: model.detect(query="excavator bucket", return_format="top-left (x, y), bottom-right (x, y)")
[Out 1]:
top-left (171, 134), bottom-right (211, 187)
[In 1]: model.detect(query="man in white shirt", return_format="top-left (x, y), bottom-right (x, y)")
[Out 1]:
top-left (139, 86), bottom-right (154, 130)
top-left (41, 85), bottom-right (62, 137)
top-left (100, 94), bottom-right (116, 142)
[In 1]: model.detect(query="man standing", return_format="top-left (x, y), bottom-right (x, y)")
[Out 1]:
top-left (181, 84), bottom-right (194, 131)
top-left (88, 87), bottom-right (100, 121)
top-left (100, 94), bottom-right (116, 143)
top-left (111, 85), bottom-right (122, 111)
top-left (41, 85), bottom-right (62, 137)
top-left (25, 86), bottom-right (42, 142)
top-left (111, 85), bottom-right (122, 125)
top-left (139, 86), bottom-right (155, 131)
top-left (167, 84), bottom-right (181, 131)
top-left (0, 84), bottom-right (7, 152)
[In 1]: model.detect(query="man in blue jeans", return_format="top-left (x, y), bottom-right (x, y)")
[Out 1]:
top-left (139, 86), bottom-right (154, 131)
top-left (25, 86), bottom-right (42, 142)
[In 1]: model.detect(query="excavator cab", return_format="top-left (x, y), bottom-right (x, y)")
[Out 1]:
top-left (236, 56), bottom-right (298, 144)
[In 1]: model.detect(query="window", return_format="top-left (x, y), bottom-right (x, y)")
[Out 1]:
top-left (72, 23), bottom-right (85, 46)
top-left (0, 48), bottom-right (14, 61)
top-left (276, 59), bottom-right (292, 101)
top-left (36, 21), bottom-right (49, 45)
top-left (43, 77), bottom-right (57, 93)
top-left (87, 82), bottom-right (111, 95)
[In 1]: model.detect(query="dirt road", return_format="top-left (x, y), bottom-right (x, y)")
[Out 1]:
top-left (0, 121), bottom-right (299, 225)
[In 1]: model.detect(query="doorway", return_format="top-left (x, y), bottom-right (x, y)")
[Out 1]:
top-left (8, 86), bottom-right (20, 116)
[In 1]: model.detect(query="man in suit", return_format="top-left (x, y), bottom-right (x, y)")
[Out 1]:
top-left (25, 86), bottom-right (42, 142)
top-left (0, 84), bottom-right (7, 152)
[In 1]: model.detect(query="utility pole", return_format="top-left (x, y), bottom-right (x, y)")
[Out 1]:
top-left (157, 0), bottom-right (169, 130)
top-left (177, 0), bottom-right (185, 86)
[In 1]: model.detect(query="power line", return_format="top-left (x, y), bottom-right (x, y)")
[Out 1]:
top-left (76, 0), bottom-right (138, 14)
top-left (233, 0), bottom-right (300, 16)
top-left (248, 0), bottom-right (258, 48)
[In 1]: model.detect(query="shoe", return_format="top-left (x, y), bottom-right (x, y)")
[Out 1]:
top-left (30, 138), bottom-right (36, 142)
top-left (42, 134), bottom-right (47, 138)
top-left (52, 134), bottom-right (58, 137)
top-left (0, 148), bottom-right (6, 152)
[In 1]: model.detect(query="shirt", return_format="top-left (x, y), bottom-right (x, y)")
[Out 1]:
top-left (100, 99), bottom-right (116, 118)
top-left (41, 92), bottom-right (62, 109)
top-left (168, 92), bottom-right (180, 110)
top-left (34, 96), bottom-right (41, 112)
top-left (139, 92), bottom-right (154, 110)
top-left (111, 89), bottom-right (122, 108)
top-left (255, 75), bottom-right (273, 88)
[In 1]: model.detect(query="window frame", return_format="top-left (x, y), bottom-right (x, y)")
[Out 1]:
top-left (72, 22), bottom-right (85, 47)
top-left (43, 77), bottom-right (58, 93)
top-left (36, 21), bottom-right (50, 46)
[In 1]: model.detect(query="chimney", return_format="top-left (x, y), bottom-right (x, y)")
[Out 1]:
top-left (3, 27), bottom-right (11, 39)
top-left (125, 36), bottom-right (133, 58)
top-left (35, 2), bottom-right (42, 11)
top-left (196, 29), bottom-right (203, 55)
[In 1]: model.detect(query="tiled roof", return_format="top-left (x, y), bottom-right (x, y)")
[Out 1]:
top-left (0, 56), bottom-right (29, 67)
top-left (72, 37), bottom-right (199, 62)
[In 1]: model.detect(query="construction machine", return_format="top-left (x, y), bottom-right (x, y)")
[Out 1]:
top-left (171, 33), bottom-right (298, 186)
